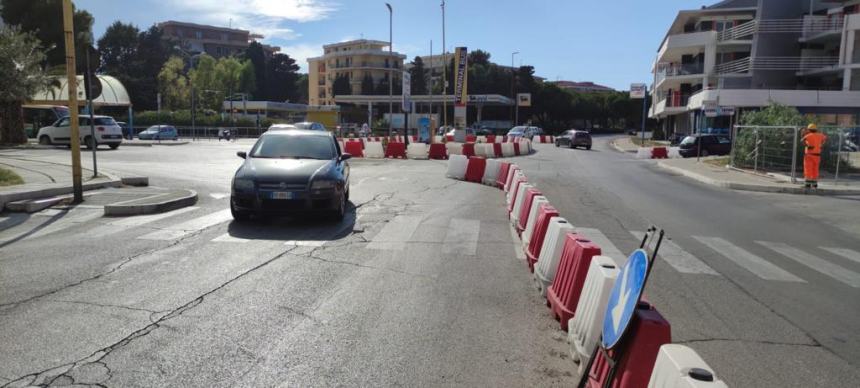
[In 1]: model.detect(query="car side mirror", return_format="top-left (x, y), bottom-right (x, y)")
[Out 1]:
top-left (237, 151), bottom-right (247, 159)
top-left (340, 153), bottom-right (352, 162)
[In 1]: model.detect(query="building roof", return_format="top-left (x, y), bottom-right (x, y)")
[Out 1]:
top-left (323, 39), bottom-right (390, 49)
top-left (706, 0), bottom-right (759, 9)
top-left (158, 20), bottom-right (250, 35)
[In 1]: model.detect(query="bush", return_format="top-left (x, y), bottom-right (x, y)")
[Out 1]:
top-left (126, 110), bottom-right (282, 128)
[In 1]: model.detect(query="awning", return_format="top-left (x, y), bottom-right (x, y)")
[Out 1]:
top-left (30, 75), bottom-right (131, 107)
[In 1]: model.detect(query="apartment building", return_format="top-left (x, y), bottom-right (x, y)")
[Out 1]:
top-left (307, 39), bottom-right (406, 106)
top-left (650, 0), bottom-right (860, 135)
top-left (158, 21), bottom-right (280, 58)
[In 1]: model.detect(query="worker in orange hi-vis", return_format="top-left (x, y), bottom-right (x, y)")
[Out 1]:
top-left (801, 123), bottom-right (827, 189)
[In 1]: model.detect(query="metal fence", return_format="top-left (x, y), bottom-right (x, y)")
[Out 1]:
top-left (730, 125), bottom-right (859, 184)
top-left (129, 126), bottom-right (266, 140)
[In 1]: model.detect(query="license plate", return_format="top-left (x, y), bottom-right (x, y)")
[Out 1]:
top-left (270, 192), bottom-right (294, 200)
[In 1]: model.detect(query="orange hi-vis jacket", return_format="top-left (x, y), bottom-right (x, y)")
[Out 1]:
top-left (802, 132), bottom-right (826, 156)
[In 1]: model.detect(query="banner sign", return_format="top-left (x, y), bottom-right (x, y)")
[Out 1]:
top-left (453, 47), bottom-right (468, 107)
top-left (630, 83), bottom-right (647, 99)
top-left (402, 71), bottom-right (412, 113)
top-left (703, 100), bottom-right (719, 118)
top-left (517, 93), bottom-right (532, 107)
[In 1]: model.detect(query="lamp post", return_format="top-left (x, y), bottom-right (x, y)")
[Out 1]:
top-left (386, 3), bottom-right (394, 136)
top-left (441, 0), bottom-right (447, 129)
top-left (511, 51), bottom-right (519, 126)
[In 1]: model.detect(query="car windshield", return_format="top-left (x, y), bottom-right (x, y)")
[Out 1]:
top-left (250, 134), bottom-right (335, 160)
top-left (145, 126), bottom-right (159, 132)
top-left (508, 127), bottom-right (525, 135)
top-left (81, 117), bottom-right (117, 126)
top-left (680, 136), bottom-right (697, 145)
top-left (294, 123), bottom-right (313, 130)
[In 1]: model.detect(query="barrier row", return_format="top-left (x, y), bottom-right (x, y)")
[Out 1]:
top-left (338, 135), bottom-right (551, 145)
top-left (350, 139), bottom-right (535, 161)
top-left (446, 159), bottom-right (729, 387)
top-left (636, 146), bottom-right (682, 159)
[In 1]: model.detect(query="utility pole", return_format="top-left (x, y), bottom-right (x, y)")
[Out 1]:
top-left (62, 0), bottom-right (83, 203)
top-left (441, 0), bottom-right (447, 129)
top-left (386, 3), bottom-right (394, 137)
top-left (511, 51), bottom-right (519, 127)
top-left (85, 48), bottom-right (98, 177)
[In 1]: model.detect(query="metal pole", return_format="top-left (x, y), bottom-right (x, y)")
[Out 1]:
top-left (387, 3), bottom-right (393, 137)
top-left (791, 126), bottom-right (798, 183)
top-left (62, 0), bottom-right (83, 203)
top-left (441, 0), bottom-right (447, 129)
top-left (640, 89), bottom-right (647, 145)
top-left (430, 39), bottom-right (434, 137)
top-left (754, 129), bottom-right (759, 172)
top-left (191, 87), bottom-right (196, 141)
top-left (835, 130), bottom-right (843, 184)
top-left (86, 49), bottom-right (98, 177)
top-left (511, 51), bottom-right (518, 126)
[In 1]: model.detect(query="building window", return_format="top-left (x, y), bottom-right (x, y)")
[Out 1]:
top-left (195, 31), bottom-right (203, 39)
top-left (221, 33), bottom-right (228, 41)
top-left (216, 47), bottom-right (222, 56)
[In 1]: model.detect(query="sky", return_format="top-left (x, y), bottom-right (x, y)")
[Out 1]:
top-left (75, 0), bottom-right (704, 91)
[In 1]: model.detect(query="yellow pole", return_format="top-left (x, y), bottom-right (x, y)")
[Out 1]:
top-left (63, 0), bottom-right (83, 203)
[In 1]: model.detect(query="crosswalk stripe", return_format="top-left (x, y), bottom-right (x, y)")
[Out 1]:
top-left (820, 247), bottom-right (860, 265)
top-left (110, 206), bottom-right (200, 227)
top-left (577, 227), bottom-right (627, 267)
top-left (366, 215), bottom-right (422, 251)
top-left (443, 218), bottom-right (480, 256)
top-left (757, 241), bottom-right (860, 288)
top-left (26, 209), bottom-right (103, 240)
top-left (693, 237), bottom-right (805, 282)
top-left (137, 209), bottom-right (233, 241)
top-left (630, 231), bottom-right (719, 275)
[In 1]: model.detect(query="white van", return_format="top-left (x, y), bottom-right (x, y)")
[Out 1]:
top-left (37, 115), bottom-right (124, 149)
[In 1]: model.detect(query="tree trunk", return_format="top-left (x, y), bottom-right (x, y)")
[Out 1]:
top-left (0, 101), bottom-right (28, 145)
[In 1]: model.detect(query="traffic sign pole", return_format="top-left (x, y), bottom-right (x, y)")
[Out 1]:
top-left (62, 0), bottom-right (83, 203)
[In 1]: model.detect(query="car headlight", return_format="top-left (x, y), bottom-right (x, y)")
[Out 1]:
top-left (310, 180), bottom-right (336, 190)
top-left (233, 178), bottom-right (255, 191)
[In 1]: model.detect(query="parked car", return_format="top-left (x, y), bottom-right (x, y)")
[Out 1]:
top-left (293, 122), bottom-right (327, 131)
top-left (23, 105), bottom-right (69, 138)
top-left (446, 127), bottom-right (475, 137)
top-left (678, 134), bottom-right (732, 158)
top-left (669, 132), bottom-right (687, 146)
top-left (507, 126), bottom-right (543, 139)
top-left (231, 130), bottom-right (351, 221)
top-left (37, 115), bottom-right (124, 149)
top-left (555, 129), bottom-right (592, 150)
top-left (137, 125), bottom-right (179, 140)
top-left (268, 124), bottom-right (299, 132)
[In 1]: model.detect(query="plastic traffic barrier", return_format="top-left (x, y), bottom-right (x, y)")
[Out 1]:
top-left (446, 142), bottom-right (463, 156)
top-left (504, 165), bottom-right (520, 192)
top-left (466, 135), bottom-right (477, 143)
top-left (534, 217), bottom-right (576, 296)
top-left (636, 147), bottom-right (652, 159)
top-left (521, 196), bottom-right (549, 251)
top-left (547, 233), bottom-right (602, 331)
top-left (364, 142), bottom-right (385, 158)
top-left (476, 136), bottom-right (487, 143)
top-left (482, 159), bottom-right (502, 186)
top-left (501, 143), bottom-right (515, 157)
top-left (465, 156), bottom-right (487, 183)
top-left (509, 183), bottom-right (534, 225)
top-left (568, 255), bottom-right (620, 376)
top-left (506, 171), bottom-right (526, 208)
top-left (513, 142), bottom-right (521, 156)
top-left (475, 143), bottom-right (491, 158)
top-left (445, 154), bottom-right (468, 180)
top-left (344, 141), bottom-right (364, 158)
top-left (668, 147), bottom-right (682, 159)
top-left (652, 147), bottom-right (669, 159)
top-left (525, 204), bottom-right (560, 272)
top-left (486, 135), bottom-right (496, 143)
top-left (446, 135), bottom-right (455, 142)
top-left (586, 303), bottom-right (672, 388)
top-left (462, 143), bottom-right (476, 158)
top-left (516, 188), bottom-right (543, 234)
top-left (433, 135), bottom-right (443, 143)
top-left (484, 143), bottom-right (498, 158)
top-left (496, 162), bottom-right (512, 189)
top-left (492, 143), bottom-right (503, 158)
top-left (428, 143), bottom-right (448, 159)
top-left (648, 344), bottom-right (727, 388)
top-left (407, 143), bottom-right (429, 159)
top-left (385, 142), bottom-right (407, 159)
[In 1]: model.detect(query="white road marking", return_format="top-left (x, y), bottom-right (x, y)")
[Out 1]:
top-left (758, 241), bottom-right (860, 288)
top-left (366, 215), bottom-right (422, 251)
top-left (137, 209), bottom-right (233, 241)
top-left (443, 218), bottom-right (480, 256)
top-left (87, 206), bottom-right (200, 238)
top-left (26, 209), bottom-right (104, 240)
top-left (577, 227), bottom-right (627, 267)
top-left (630, 231), bottom-right (719, 275)
top-left (693, 237), bottom-right (805, 282)
top-left (510, 224), bottom-right (526, 260)
top-left (820, 247), bottom-right (860, 265)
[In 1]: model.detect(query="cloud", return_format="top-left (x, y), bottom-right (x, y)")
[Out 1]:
top-left (279, 43), bottom-right (323, 72)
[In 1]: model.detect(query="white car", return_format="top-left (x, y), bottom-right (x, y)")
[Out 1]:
top-left (293, 122), bottom-right (327, 131)
top-left (37, 115), bottom-right (124, 149)
top-left (267, 124), bottom-right (299, 131)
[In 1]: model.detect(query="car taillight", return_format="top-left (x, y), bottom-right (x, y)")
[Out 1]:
top-left (97, 127), bottom-right (105, 132)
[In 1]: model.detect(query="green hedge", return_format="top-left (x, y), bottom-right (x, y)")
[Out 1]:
top-left (125, 110), bottom-right (284, 128)
top-left (733, 127), bottom-right (844, 173)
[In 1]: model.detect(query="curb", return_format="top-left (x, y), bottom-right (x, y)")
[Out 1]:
top-left (656, 161), bottom-right (860, 196)
top-left (609, 140), bottom-right (635, 154)
top-left (124, 141), bottom-right (190, 147)
top-left (0, 179), bottom-right (122, 211)
top-left (104, 189), bottom-right (198, 216)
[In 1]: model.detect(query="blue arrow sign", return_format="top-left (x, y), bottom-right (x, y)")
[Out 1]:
top-left (602, 249), bottom-right (649, 350)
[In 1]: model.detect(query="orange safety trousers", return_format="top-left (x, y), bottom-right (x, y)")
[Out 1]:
top-left (804, 154), bottom-right (821, 181)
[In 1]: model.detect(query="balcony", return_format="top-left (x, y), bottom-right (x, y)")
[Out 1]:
top-left (801, 15), bottom-right (845, 42)
top-left (714, 56), bottom-right (840, 75)
top-left (655, 63), bottom-right (705, 86)
top-left (717, 20), bottom-right (757, 42)
top-left (657, 30), bottom-right (717, 63)
top-left (715, 57), bottom-right (751, 75)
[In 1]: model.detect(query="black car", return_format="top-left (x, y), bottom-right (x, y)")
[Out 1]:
top-left (678, 134), bottom-right (732, 158)
top-left (231, 130), bottom-right (351, 221)
top-left (555, 129), bottom-right (592, 150)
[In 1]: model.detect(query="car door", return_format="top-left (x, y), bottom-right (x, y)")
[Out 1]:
top-left (333, 135), bottom-right (349, 187)
top-left (51, 117), bottom-right (72, 143)
top-left (715, 136), bottom-right (732, 155)
top-left (563, 130), bottom-right (573, 146)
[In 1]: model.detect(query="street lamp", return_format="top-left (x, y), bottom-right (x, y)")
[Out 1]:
top-left (386, 3), bottom-right (394, 136)
top-left (441, 0), bottom-right (447, 129)
top-left (511, 51), bottom-right (519, 126)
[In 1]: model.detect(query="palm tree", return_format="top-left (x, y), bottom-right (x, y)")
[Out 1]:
top-left (0, 26), bottom-right (53, 144)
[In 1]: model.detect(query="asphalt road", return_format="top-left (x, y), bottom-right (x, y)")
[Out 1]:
top-left (1, 137), bottom-right (858, 387)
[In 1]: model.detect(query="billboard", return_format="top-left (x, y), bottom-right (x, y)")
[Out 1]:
top-left (402, 71), bottom-right (412, 112)
top-left (517, 93), bottom-right (532, 107)
top-left (453, 47), bottom-right (468, 107)
top-left (629, 83), bottom-right (647, 99)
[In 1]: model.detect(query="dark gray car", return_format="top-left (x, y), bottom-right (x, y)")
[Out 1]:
top-left (231, 130), bottom-right (351, 221)
top-left (555, 129), bottom-right (592, 150)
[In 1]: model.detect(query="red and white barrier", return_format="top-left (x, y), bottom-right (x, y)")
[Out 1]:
top-left (533, 217), bottom-right (576, 296)
top-left (568, 255), bottom-right (620, 376)
top-left (521, 196), bottom-right (549, 250)
top-left (506, 170), bottom-right (526, 206)
top-left (547, 233), bottom-right (602, 331)
top-left (586, 302), bottom-right (672, 388)
top-left (429, 143), bottom-right (448, 160)
top-left (516, 188), bottom-right (543, 234)
top-left (648, 344), bottom-right (728, 388)
top-left (447, 142), bottom-right (463, 156)
top-left (501, 143), bottom-right (516, 157)
top-left (407, 143), bottom-right (429, 159)
top-left (496, 162), bottom-right (512, 189)
top-left (482, 159), bottom-right (501, 186)
top-left (525, 204), bottom-right (560, 272)
top-left (385, 142), bottom-right (407, 159)
top-left (446, 154), bottom-right (468, 180)
top-left (476, 136), bottom-right (487, 144)
top-left (462, 143), bottom-right (476, 158)
top-left (344, 141), bottom-right (364, 158)
top-left (509, 182), bottom-right (534, 225)
top-left (636, 147), bottom-right (652, 159)
top-left (465, 157), bottom-right (487, 183)
top-left (364, 142), bottom-right (385, 158)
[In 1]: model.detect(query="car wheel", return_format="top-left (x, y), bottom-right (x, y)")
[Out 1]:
top-left (84, 136), bottom-right (95, 150)
top-left (39, 136), bottom-right (51, 145)
top-left (345, 185), bottom-right (350, 201)
top-left (555, 141), bottom-right (559, 147)
top-left (569, 142), bottom-right (575, 149)
top-left (586, 145), bottom-right (592, 150)
top-left (701, 149), bottom-right (710, 157)
top-left (331, 193), bottom-right (346, 221)
top-left (109, 144), bottom-right (119, 150)
top-left (230, 200), bottom-right (251, 222)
